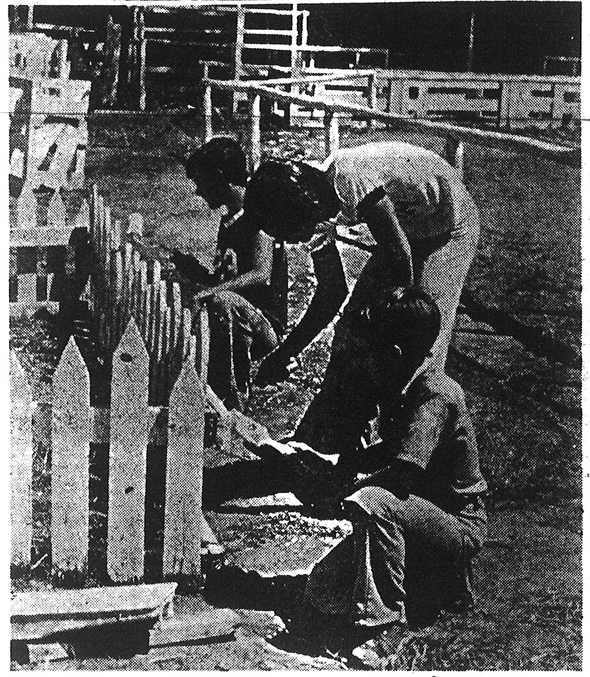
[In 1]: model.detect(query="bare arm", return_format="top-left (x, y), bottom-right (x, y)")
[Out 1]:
top-left (359, 190), bottom-right (414, 284)
top-left (191, 230), bottom-right (273, 306)
top-left (255, 241), bottom-right (348, 385)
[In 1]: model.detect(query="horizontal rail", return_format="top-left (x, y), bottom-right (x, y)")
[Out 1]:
top-left (374, 68), bottom-right (580, 85)
top-left (244, 29), bottom-right (294, 37)
top-left (203, 78), bottom-right (580, 167)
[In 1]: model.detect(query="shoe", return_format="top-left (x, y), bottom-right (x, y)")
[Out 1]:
top-left (348, 623), bottom-right (408, 669)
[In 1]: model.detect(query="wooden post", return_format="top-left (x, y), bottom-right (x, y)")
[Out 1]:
top-left (163, 361), bottom-right (205, 580)
top-left (137, 9), bottom-right (146, 111)
top-left (10, 352), bottom-right (33, 569)
top-left (445, 136), bottom-right (464, 180)
top-left (498, 80), bottom-right (513, 128)
top-left (466, 11), bottom-right (475, 72)
top-left (100, 16), bottom-right (122, 108)
top-left (193, 305), bottom-right (210, 380)
top-left (233, 4), bottom-right (246, 115)
top-left (246, 93), bottom-right (261, 172)
top-left (202, 84), bottom-right (213, 143)
top-left (324, 111), bottom-right (339, 159)
top-left (52, 338), bottom-right (91, 584)
top-left (107, 319), bottom-right (151, 583)
top-left (367, 73), bottom-right (376, 129)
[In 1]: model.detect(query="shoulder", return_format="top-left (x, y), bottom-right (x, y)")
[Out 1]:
top-left (408, 372), bottom-right (465, 408)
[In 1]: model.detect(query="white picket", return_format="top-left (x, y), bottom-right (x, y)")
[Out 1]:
top-left (163, 361), bottom-right (205, 579)
top-left (107, 319), bottom-right (151, 582)
top-left (51, 337), bottom-right (91, 581)
top-left (10, 352), bottom-right (33, 568)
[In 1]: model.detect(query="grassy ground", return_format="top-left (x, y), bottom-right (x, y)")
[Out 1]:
top-left (10, 116), bottom-right (581, 670)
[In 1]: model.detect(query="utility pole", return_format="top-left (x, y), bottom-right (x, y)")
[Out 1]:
top-left (466, 10), bottom-right (475, 71)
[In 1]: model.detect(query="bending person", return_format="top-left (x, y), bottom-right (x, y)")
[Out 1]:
top-left (174, 137), bottom-right (287, 410)
top-left (248, 141), bottom-right (479, 385)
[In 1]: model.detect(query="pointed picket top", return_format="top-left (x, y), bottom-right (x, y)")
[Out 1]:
top-left (127, 213), bottom-right (144, 237)
top-left (53, 336), bottom-right (90, 400)
top-left (47, 188), bottom-right (66, 229)
top-left (52, 336), bottom-right (91, 583)
top-left (10, 351), bottom-right (33, 569)
top-left (163, 360), bottom-right (205, 578)
top-left (108, 317), bottom-right (150, 583)
top-left (16, 182), bottom-right (36, 229)
top-left (73, 198), bottom-right (90, 229)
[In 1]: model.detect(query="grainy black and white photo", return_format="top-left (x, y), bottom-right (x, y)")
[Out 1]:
top-left (9, 0), bottom-right (582, 670)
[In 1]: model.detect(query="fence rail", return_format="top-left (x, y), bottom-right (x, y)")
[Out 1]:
top-left (201, 75), bottom-right (580, 169)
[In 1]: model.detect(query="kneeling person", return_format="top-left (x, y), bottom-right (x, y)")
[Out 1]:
top-left (288, 286), bottom-right (487, 648)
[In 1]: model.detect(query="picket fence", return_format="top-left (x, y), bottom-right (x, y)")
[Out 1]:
top-left (10, 186), bottom-right (90, 316)
top-left (85, 185), bottom-right (211, 405)
top-left (10, 319), bottom-right (211, 585)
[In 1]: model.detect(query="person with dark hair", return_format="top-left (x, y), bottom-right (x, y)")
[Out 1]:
top-left (248, 142), bottom-right (479, 389)
top-left (263, 286), bottom-right (487, 659)
top-left (174, 137), bottom-right (287, 410)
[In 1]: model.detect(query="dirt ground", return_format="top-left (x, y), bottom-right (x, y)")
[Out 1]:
top-left (10, 117), bottom-right (582, 670)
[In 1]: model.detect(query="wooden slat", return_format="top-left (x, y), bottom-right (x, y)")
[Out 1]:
top-left (47, 189), bottom-right (66, 230)
top-left (163, 362), bottom-right (205, 579)
top-left (17, 273), bottom-right (37, 304)
top-left (127, 213), bottom-right (144, 237)
top-left (194, 305), bottom-right (210, 380)
top-left (107, 319), bottom-right (151, 583)
top-left (10, 352), bottom-right (33, 568)
top-left (51, 337), bottom-right (91, 581)
top-left (16, 183), bottom-right (36, 229)
top-left (10, 226), bottom-right (78, 247)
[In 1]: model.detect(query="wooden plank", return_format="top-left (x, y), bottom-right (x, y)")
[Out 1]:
top-left (44, 126), bottom-right (81, 190)
top-left (107, 319), bottom-right (151, 583)
top-left (51, 337), bottom-right (91, 582)
top-left (202, 85), bottom-right (213, 143)
top-left (73, 198), bottom-right (90, 229)
top-left (47, 189), bottom-right (66, 230)
top-left (194, 305), bottom-right (210, 380)
top-left (163, 362), bottom-right (205, 579)
top-left (323, 111), bottom-right (339, 158)
top-left (246, 93), bottom-right (261, 171)
top-left (16, 183), bottom-right (36, 229)
top-left (10, 226), bottom-right (78, 247)
top-left (445, 136), bottom-right (464, 179)
top-left (17, 273), bottom-right (37, 304)
top-left (10, 351), bottom-right (33, 568)
top-left (11, 583), bottom-right (177, 642)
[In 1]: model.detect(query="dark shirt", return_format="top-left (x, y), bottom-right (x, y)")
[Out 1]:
top-left (217, 213), bottom-right (287, 334)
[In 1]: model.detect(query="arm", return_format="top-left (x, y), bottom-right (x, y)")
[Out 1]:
top-left (359, 189), bottom-right (414, 284)
top-left (191, 230), bottom-right (273, 306)
top-left (255, 241), bottom-right (348, 385)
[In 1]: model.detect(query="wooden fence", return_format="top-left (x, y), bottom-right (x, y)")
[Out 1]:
top-left (86, 186), bottom-right (210, 405)
top-left (10, 321), bottom-right (210, 585)
top-left (9, 186), bottom-right (89, 316)
top-left (201, 75), bottom-right (580, 170)
top-left (10, 29), bottom-right (91, 190)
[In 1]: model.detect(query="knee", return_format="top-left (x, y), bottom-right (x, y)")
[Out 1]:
top-left (344, 485), bottom-right (404, 522)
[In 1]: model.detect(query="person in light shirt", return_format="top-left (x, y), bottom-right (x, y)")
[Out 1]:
top-left (246, 142), bottom-right (480, 458)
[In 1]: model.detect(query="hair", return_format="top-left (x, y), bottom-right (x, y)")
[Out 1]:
top-left (243, 161), bottom-right (341, 240)
top-left (354, 286), bottom-right (441, 360)
top-left (185, 137), bottom-right (248, 187)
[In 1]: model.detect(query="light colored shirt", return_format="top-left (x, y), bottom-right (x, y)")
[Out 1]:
top-left (323, 142), bottom-right (474, 241)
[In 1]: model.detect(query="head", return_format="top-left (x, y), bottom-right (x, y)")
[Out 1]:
top-left (243, 161), bottom-right (341, 243)
top-left (351, 286), bottom-right (441, 393)
top-left (186, 137), bottom-right (248, 211)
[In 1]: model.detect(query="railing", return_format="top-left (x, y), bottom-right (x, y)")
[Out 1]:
top-left (201, 74), bottom-right (580, 170)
